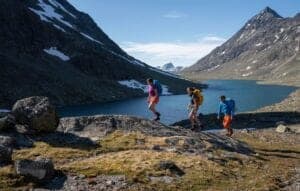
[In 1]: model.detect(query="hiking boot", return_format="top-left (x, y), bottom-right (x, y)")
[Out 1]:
top-left (226, 129), bottom-right (233, 137)
top-left (229, 128), bottom-right (233, 136)
top-left (154, 112), bottom-right (161, 121)
top-left (191, 124), bottom-right (198, 131)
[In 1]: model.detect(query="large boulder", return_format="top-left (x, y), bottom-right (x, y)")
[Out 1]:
top-left (0, 145), bottom-right (12, 165)
top-left (15, 158), bottom-right (55, 182)
top-left (0, 114), bottom-right (15, 131)
top-left (12, 97), bottom-right (59, 133)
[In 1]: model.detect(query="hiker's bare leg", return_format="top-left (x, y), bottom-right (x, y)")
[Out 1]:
top-left (228, 127), bottom-right (233, 136)
top-left (149, 103), bottom-right (160, 120)
top-left (189, 111), bottom-right (195, 127)
top-left (149, 103), bottom-right (157, 115)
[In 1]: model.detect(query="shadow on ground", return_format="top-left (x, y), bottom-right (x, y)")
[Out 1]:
top-left (32, 132), bottom-right (97, 150)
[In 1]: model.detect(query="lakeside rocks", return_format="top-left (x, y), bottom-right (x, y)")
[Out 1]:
top-left (12, 97), bottom-right (59, 133)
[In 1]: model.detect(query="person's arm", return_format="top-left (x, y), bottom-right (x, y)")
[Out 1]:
top-left (147, 86), bottom-right (151, 102)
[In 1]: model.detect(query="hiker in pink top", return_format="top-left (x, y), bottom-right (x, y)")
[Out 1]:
top-left (147, 78), bottom-right (161, 121)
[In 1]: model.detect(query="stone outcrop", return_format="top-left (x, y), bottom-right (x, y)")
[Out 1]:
top-left (12, 97), bottom-right (59, 133)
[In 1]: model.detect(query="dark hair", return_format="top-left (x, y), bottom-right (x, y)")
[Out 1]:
top-left (220, 95), bottom-right (226, 100)
top-left (147, 78), bottom-right (153, 83)
top-left (187, 87), bottom-right (195, 91)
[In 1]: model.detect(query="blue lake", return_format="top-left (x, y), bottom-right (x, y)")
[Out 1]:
top-left (59, 80), bottom-right (296, 124)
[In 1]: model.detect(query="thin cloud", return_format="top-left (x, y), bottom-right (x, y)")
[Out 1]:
top-left (121, 36), bottom-right (226, 67)
top-left (163, 11), bottom-right (188, 19)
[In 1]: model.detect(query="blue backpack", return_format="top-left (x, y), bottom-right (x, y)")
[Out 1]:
top-left (227, 99), bottom-right (236, 113)
top-left (153, 80), bottom-right (163, 96)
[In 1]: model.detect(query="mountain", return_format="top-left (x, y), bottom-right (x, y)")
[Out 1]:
top-left (182, 7), bottom-right (300, 83)
top-left (162, 63), bottom-right (176, 72)
top-left (158, 63), bottom-right (184, 73)
top-left (0, 0), bottom-right (201, 107)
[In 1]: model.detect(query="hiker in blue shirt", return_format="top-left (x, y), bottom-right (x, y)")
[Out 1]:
top-left (217, 95), bottom-right (235, 136)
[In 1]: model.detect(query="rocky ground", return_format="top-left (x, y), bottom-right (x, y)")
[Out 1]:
top-left (0, 95), bottom-right (299, 191)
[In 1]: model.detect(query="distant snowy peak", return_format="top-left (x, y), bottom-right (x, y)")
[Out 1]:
top-left (158, 63), bottom-right (184, 73)
top-left (162, 63), bottom-right (176, 71)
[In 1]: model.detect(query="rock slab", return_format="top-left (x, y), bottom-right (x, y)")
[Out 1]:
top-left (15, 158), bottom-right (55, 182)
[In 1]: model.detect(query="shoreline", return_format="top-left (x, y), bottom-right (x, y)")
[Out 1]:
top-left (172, 79), bottom-right (300, 129)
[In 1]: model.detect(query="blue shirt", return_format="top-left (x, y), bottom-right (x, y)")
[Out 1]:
top-left (218, 99), bottom-right (235, 117)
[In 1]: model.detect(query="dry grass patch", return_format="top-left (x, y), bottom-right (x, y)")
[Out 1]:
top-left (13, 142), bottom-right (92, 166)
top-left (63, 150), bottom-right (220, 184)
top-left (99, 130), bottom-right (175, 152)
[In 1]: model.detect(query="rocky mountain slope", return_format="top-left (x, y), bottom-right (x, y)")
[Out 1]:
top-left (182, 7), bottom-right (300, 83)
top-left (0, 0), bottom-right (200, 108)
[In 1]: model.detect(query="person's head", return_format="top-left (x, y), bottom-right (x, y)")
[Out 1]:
top-left (186, 87), bottom-right (195, 96)
top-left (147, 78), bottom-right (153, 85)
top-left (220, 95), bottom-right (226, 102)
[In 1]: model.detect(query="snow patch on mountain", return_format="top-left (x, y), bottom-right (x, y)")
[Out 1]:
top-left (207, 65), bottom-right (220, 72)
top-left (118, 80), bottom-right (148, 93)
top-left (118, 80), bottom-right (172, 95)
top-left (108, 51), bottom-right (145, 67)
top-left (242, 72), bottom-right (253, 77)
top-left (238, 34), bottom-right (245, 41)
top-left (29, 0), bottom-right (73, 28)
top-left (132, 60), bottom-right (146, 67)
top-left (274, 34), bottom-right (280, 42)
top-left (53, 24), bottom-right (66, 32)
top-left (80, 32), bottom-right (103, 45)
top-left (48, 0), bottom-right (76, 18)
top-left (44, 47), bottom-right (70, 61)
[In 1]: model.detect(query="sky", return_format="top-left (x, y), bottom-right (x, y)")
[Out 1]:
top-left (68, 0), bottom-right (299, 67)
